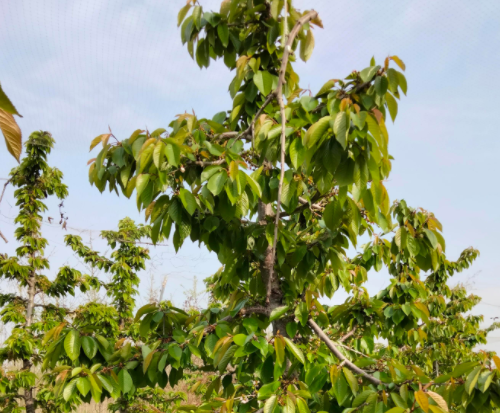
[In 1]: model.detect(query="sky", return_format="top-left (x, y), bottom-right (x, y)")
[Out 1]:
top-left (1, 0), bottom-right (500, 350)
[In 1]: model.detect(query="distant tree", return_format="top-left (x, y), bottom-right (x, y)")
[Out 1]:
top-left (44, 1), bottom-right (500, 413)
top-left (0, 132), bottom-right (99, 413)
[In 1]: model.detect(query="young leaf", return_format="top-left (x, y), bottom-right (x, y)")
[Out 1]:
top-left (300, 29), bottom-right (315, 62)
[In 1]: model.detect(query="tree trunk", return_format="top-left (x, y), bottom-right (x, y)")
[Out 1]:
top-left (24, 271), bottom-right (36, 413)
top-left (258, 201), bottom-right (287, 337)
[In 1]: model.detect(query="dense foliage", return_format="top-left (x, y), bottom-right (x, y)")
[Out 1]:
top-left (81, 1), bottom-right (500, 412)
top-left (1, 1), bottom-right (498, 413)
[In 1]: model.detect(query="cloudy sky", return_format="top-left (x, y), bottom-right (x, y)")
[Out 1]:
top-left (1, 0), bottom-right (499, 350)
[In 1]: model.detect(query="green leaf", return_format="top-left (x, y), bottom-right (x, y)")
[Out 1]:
top-left (300, 29), bottom-right (315, 62)
top-left (63, 380), bottom-right (77, 401)
top-left (165, 143), bottom-right (181, 166)
top-left (359, 65), bottom-right (380, 83)
top-left (76, 377), bottom-right (91, 397)
top-left (169, 344), bottom-right (183, 361)
top-left (245, 173), bottom-right (262, 198)
top-left (134, 303), bottom-right (157, 322)
top-left (201, 165), bottom-right (222, 182)
top-left (274, 337), bottom-right (285, 366)
top-left (264, 395), bottom-right (278, 413)
top-left (343, 367), bottom-right (358, 395)
top-left (64, 330), bottom-right (81, 361)
top-left (269, 306), bottom-right (289, 322)
top-left (192, 6), bottom-right (202, 29)
top-left (82, 336), bottom-right (98, 359)
top-left (353, 390), bottom-right (375, 407)
top-left (385, 92), bottom-right (398, 122)
top-left (297, 397), bottom-right (310, 413)
top-left (177, 3), bottom-right (191, 26)
top-left (303, 116), bottom-right (331, 148)
top-left (464, 366), bottom-right (482, 394)
top-left (333, 112), bottom-right (348, 149)
top-left (136, 174), bottom-right (150, 197)
top-left (315, 79), bottom-right (338, 97)
top-left (207, 171), bottom-right (227, 196)
top-left (233, 334), bottom-right (247, 346)
top-left (451, 361), bottom-right (478, 378)
top-left (283, 337), bottom-right (305, 364)
top-left (289, 137), bottom-right (306, 170)
top-left (217, 23), bottom-right (229, 47)
top-left (118, 369), bottom-right (133, 394)
top-left (323, 201), bottom-right (343, 231)
top-left (424, 228), bottom-right (438, 249)
top-left (396, 71), bottom-right (407, 95)
top-left (385, 408), bottom-right (405, 413)
top-left (253, 71), bottom-right (274, 96)
top-left (179, 189), bottom-right (197, 215)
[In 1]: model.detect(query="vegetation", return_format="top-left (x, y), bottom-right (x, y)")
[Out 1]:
top-left (1, 1), bottom-right (499, 413)
top-left (0, 132), bottom-right (96, 412)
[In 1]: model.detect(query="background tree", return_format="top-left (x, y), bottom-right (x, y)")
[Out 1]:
top-left (49, 218), bottom-right (188, 412)
top-left (45, 1), bottom-right (500, 413)
top-left (0, 132), bottom-right (99, 413)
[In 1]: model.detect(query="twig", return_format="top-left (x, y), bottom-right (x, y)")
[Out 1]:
top-left (308, 318), bottom-right (382, 386)
top-left (267, 9), bottom-right (319, 304)
top-left (217, 92), bottom-right (276, 143)
top-left (0, 177), bottom-right (13, 243)
top-left (340, 326), bottom-right (357, 342)
top-left (0, 177), bottom-right (12, 205)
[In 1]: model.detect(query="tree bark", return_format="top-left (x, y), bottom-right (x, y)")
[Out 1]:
top-left (24, 270), bottom-right (36, 413)
top-left (258, 200), bottom-right (287, 337)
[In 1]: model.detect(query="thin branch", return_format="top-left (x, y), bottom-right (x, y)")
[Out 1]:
top-left (267, 9), bottom-right (319, 304)
top-left (0, 177), bottom-right (13, 243)
top-left (339, 326), bottom-right (357, 342)
top-left (217, 92), bottom-right (276, 143)
top-left (190, 159), bottom-right (226, 167)
top-left (0, 177), bottom-right (12, 205)
top-left (308, 319), bottom-right (382, 386)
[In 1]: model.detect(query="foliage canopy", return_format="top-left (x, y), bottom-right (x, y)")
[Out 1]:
top-left (1, 1), bottom-right (499, 413)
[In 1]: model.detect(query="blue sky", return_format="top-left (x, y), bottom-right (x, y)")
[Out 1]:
top-left (1, 0), bottom-right (499, 350)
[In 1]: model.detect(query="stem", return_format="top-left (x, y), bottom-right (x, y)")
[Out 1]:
top-left (308, 318), bottom-right (382, 386)
top-left (267, 9), bottom-right (319, 305)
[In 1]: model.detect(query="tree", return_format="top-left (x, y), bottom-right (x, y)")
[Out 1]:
top-left (43, 218), bottom-right (192, 412)
top-left (46, 1), bottom-right (500, 413)
top-left (0, 132), bottom-right (100, 413)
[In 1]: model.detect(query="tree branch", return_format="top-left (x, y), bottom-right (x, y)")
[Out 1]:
top-left (267, 9), bottom-right (319, 304)
top-left (0, 177), bottom-right (13, 243)
top-left (308, 319), bottom-right (382, 386)
top-left (217, 92), bottom-right (276, 144)
top-left (339, 326), bottom-right (357, 342)
top-left (0, 177), bottom-right (12, 205)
